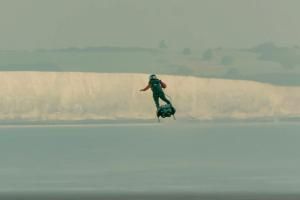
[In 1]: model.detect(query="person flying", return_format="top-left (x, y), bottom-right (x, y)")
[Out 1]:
top-left (140, 74), bottom-right (172, 109)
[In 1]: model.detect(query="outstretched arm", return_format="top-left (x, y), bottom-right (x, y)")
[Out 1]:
top-left (140, 84), bottom-right (150, 91)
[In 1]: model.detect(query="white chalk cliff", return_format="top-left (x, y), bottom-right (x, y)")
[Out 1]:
top-left (0, 72), bottom-right (299, 120)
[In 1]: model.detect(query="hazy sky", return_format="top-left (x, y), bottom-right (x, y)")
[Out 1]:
top-left (1, 0), bottom-right (300, 50)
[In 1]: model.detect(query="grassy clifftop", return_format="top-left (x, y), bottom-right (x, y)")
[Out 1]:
top-left (0, 44), bottom-right (299, 86)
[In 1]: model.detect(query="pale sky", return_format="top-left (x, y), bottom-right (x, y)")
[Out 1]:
top-left (0, 0), bottom-right (300, 50)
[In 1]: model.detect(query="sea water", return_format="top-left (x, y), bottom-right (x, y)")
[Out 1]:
top-left (0, 122), bottom-right (299, 199)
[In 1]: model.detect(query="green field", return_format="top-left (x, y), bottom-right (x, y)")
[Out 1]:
top-left (0, 44), bottom-right (299, 86)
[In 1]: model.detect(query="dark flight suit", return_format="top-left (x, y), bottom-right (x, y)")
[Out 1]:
top-left (149, 78), bottom-right (171, 109)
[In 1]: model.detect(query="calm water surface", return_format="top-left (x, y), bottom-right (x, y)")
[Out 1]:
top-left (0, 122), bottom-right (299, 198)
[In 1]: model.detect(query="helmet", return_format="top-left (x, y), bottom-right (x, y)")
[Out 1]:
top-left (149, 74), bottom-right (157, 80)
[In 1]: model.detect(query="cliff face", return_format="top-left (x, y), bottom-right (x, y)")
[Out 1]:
top-left (0, 72), bottom-right (299, 120)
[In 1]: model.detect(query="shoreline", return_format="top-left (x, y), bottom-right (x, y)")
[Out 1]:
top-left (0, 118), bottom-right (299, 128)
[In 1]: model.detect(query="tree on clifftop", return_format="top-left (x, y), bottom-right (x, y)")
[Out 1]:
top-left (159, 40), bottom-right (168, 49)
